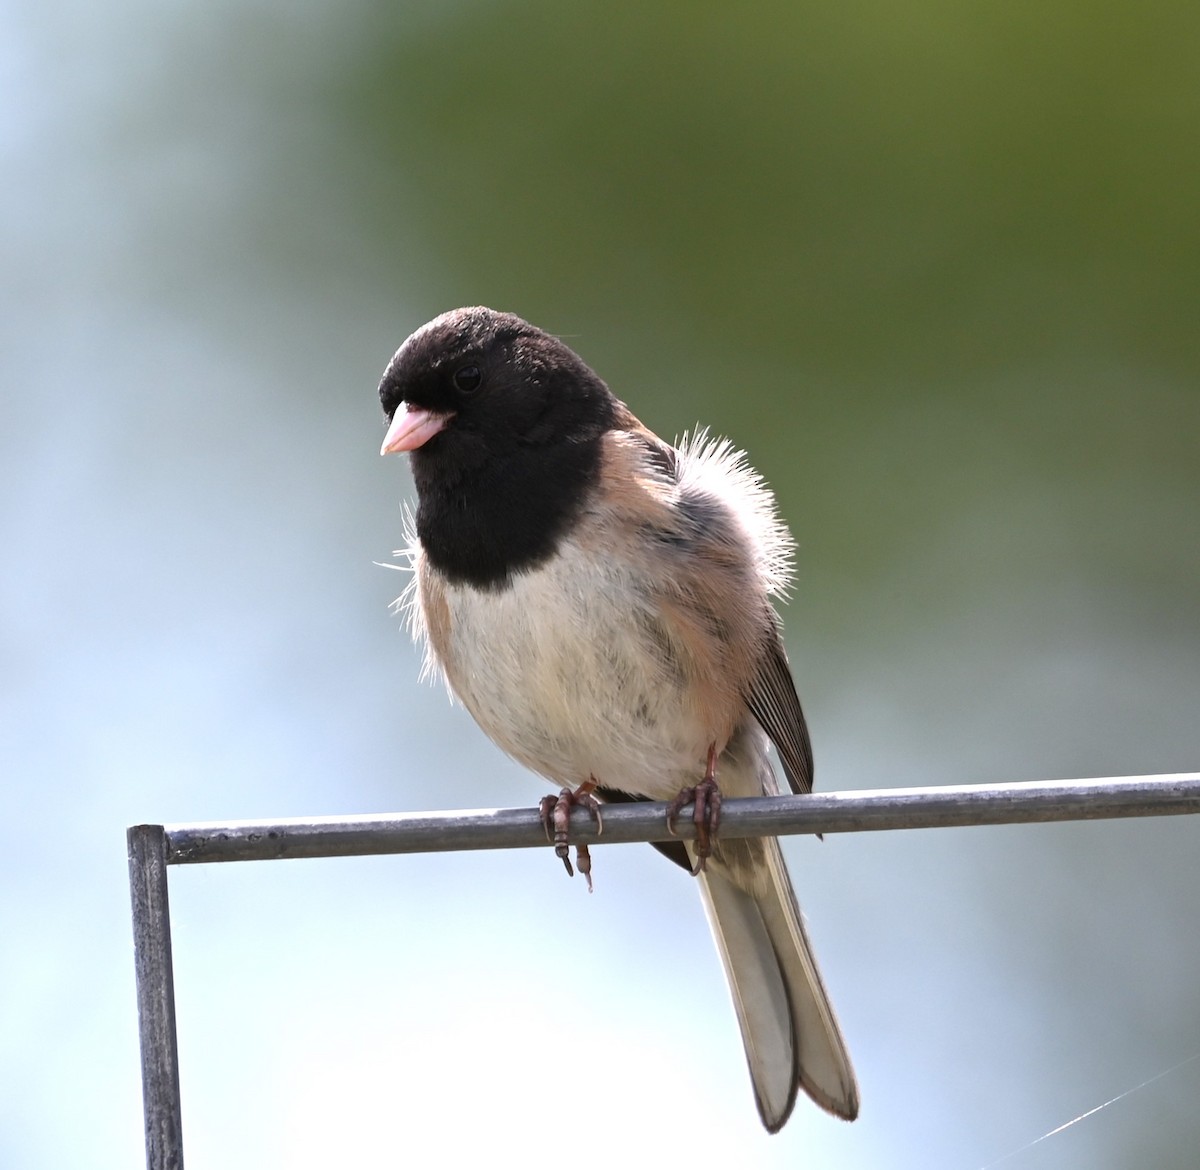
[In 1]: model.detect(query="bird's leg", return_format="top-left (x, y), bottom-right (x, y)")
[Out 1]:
top-left (538, 777), bottom-right (603, 893)
top-left (665, 743), bottom-right (722, 876)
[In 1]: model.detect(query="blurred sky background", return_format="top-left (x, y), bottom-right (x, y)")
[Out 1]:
top-left (4, 2), bottom-right (1200, 1167)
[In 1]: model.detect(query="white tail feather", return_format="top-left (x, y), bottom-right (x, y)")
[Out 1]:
top-left (695, 835), bottom-right (858, 1130)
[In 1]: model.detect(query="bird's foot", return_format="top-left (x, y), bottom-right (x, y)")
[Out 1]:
top-left (538, 779), bottom-right (603, 893)
top-left (665, 744), bottom-right (722, 875)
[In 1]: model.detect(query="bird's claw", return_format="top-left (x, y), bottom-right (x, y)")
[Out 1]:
top-left (538, 779), bottom-right (603, 892)
top-left (665, 745), bottom-right (722, 875)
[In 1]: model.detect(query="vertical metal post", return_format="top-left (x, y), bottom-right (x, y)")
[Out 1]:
top-left (128, 825), bottom-right (184, 1170)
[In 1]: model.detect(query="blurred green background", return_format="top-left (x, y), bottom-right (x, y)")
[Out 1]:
top-left (5, 2), bottom-right (1199, 1167)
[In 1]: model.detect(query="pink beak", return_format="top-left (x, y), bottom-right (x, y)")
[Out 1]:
top-left (380, 404), bottom-right (453, 455)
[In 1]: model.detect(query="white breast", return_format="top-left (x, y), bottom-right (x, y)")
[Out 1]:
top-left (422, 537), bottom-right (714, 801)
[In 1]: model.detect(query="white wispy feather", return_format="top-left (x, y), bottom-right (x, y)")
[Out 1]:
top-left (674, 428), bottom-right (796, 600)
top-left (383, 504), bottom-right (447, 690)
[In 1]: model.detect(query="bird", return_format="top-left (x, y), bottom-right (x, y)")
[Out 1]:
top-left (377, 306), bottom-right (859, 1132)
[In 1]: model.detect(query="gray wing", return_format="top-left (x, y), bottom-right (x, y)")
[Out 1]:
top-left (746, 630), bottom-right (814, 795)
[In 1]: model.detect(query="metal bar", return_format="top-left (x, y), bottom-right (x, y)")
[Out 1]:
top-left (128, 824), bottom-right (184, 1170)
top-left (165, 772), bottom-right (1200, 866)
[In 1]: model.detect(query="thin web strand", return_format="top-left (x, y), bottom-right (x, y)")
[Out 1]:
top-left (976, 1052), bottom-right (1200, 1170)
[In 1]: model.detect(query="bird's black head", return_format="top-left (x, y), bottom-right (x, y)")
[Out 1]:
top-left (378, 307), bottom-right (619, 589)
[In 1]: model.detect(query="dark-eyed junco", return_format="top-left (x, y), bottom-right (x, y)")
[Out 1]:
top-left (378, 307), bottom-right (859, 1132)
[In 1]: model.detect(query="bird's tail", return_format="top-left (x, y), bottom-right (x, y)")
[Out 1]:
top-left (695, 832), bottom-right (859, 1131)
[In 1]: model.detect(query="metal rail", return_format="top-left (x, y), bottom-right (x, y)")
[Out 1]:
top-left (128, 772), bottom-right (1200, 1168)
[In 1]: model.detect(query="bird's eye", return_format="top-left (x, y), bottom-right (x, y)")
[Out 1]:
top-left (452, 365), bottom-right (483, 394)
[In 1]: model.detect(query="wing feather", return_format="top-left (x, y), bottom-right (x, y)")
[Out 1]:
top-left (746, 632), bottom-right (814, 795)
